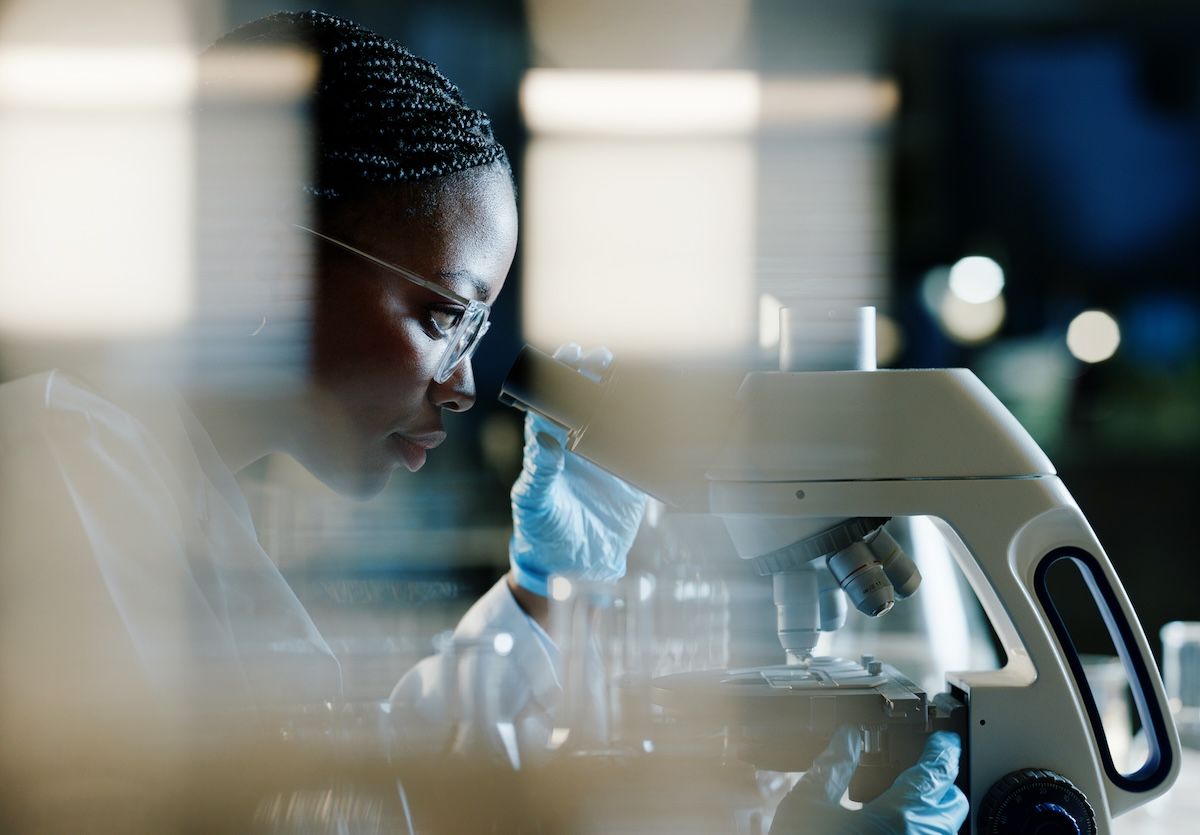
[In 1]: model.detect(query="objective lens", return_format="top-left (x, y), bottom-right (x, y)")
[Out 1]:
top-left (773, 570), bottom-right (821, 663)
top-left (817, 565), bottom-right (847, 632)
top-left (827, 540), bottom-right (895, 617)
top-left (870, 527), bottom-right (921, 599)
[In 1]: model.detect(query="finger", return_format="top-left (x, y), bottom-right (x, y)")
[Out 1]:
top-left (578, 345), bottom-right (614, 382)
top-left (935, 785), bottom-right (970, 829)
top-left (526, 411), bottom-right (569, 448)
top-left (881, 731), bottom-right (961, 804)
top-left (788, 726), bottom-right (863, 805)
top-left (559, 447), bottom-right (648, 515)
top-left (552, 342), bottom-right (583, 367)
top-left (515, 413), bottom-right (567, 497)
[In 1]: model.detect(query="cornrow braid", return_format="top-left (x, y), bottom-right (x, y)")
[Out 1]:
top-left (211, 10), bottom-right (510, 198)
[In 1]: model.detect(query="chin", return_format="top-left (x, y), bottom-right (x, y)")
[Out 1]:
top-left (292, 433), bottom-right (407, 499)
top-left (339, 465), bottom-right (396, 500)
top-left (301, 452), bottom-right (396, 500)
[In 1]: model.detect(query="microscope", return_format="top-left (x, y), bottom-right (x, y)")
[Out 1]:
top-left (500, 318), bottom-right (1181, 834)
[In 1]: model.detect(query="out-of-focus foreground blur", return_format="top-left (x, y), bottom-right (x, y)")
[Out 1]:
top-left (1, 1), bottom-right (1199, 833)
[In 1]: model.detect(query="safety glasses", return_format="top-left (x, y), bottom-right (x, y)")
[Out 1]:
top-left (294, 224), bottom-right (491, 384)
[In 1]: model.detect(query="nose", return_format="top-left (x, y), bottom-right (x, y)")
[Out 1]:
top-left (429, 358), bottom-right (477, 412)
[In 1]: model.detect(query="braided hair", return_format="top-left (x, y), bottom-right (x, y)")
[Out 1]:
top-left (211, 10), bottom-right (510, 201)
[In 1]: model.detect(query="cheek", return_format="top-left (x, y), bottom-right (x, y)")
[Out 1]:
top-left (332, 324), bottom-right (437, 394)
top-left (389, 321), bottom-right (443, 383)
top-left (313, 282), bottom-right (437, 385)
top-left (312, 314), bottom-right (441, 438)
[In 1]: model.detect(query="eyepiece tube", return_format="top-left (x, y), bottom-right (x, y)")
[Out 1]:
top-left (499, 343), bottom-right (751, 510)
top-left (499, 345), bottom-right (604, 437)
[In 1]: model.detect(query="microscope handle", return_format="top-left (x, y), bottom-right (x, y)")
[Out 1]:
top-left (1033, 547), bottom-right (1176, 804)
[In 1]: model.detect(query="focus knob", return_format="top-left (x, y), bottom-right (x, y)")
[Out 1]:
top-left (978, 769), bottom-right (1096, 835)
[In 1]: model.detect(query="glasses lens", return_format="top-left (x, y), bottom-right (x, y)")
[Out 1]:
top-left (434, 306), bottom-right (489, 384)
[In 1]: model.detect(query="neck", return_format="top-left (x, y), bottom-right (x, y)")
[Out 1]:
top-left (185, 388), bottom-right (306, 474)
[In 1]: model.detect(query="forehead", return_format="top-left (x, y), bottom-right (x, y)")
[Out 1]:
top-left (322, 166), bottom-right (517, 302)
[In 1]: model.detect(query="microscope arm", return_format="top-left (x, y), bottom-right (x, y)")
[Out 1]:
top-left (710, 474), bottom-right (1179, 830)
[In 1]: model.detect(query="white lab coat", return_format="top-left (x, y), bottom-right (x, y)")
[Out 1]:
top-left (389, 576), bottom-right (561, 764)
top-left (0, 370), bottom-right (339, 725)
top-left (0, 370), bottom-right (555, 767)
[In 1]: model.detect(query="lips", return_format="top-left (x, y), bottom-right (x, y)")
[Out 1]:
top-left (387, 430), bottom-right (446, 472)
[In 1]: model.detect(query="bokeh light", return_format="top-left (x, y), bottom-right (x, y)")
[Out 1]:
top-left (875, 311), bottom-right (903, 366)
top-left (948, 256), bottom-right (1005, 304)
top-left (1067, 309), bottom-right (1121, 363)
top-left (492, 632), bottom-right (514, 657)
top-left (938, 293), bottom-right (1006, 345)
top-left (550, 576), bottom-right (574, 602)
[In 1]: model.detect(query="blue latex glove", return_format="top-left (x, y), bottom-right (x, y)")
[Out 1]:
top-left (769, 728), bottom-right (969, 835)
top-left (509, 344), bottom-right (648, 598)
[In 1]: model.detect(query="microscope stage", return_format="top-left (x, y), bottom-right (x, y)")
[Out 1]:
top-left (650, 656), bottom-right (963, 774)
top-left (651, 656), bottom-right (926, 720)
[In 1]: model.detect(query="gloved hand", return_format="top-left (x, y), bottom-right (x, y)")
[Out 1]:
top-left (509, 344), bottom-right (648, 598)
top-left (769, 727), bottom-right (969, 835)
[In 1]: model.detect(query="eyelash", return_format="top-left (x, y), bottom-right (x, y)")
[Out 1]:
top-left (424, 304), bottom-right (464, 339)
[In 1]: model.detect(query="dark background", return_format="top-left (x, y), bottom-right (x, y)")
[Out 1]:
top-left (888, 5), bottom-right (1200, 660)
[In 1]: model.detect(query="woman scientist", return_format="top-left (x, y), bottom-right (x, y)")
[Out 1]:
top-left (0, 9), bottom-right (963, 833)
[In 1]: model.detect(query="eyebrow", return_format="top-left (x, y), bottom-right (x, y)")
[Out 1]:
top-left (439, 270), bottom-right (492, 302)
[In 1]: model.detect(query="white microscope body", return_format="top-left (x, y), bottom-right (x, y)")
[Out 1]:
top-left (708, 368), bottom-right (1179, 834)
top-left (500, 348), bottom-right (1180, 834)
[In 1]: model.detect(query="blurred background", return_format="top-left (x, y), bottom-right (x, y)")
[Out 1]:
top-left (1, 0), bottom-right (1198, 715)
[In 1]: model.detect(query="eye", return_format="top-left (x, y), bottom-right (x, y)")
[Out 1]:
top-left (426, 305), bottom-right (464, 338)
